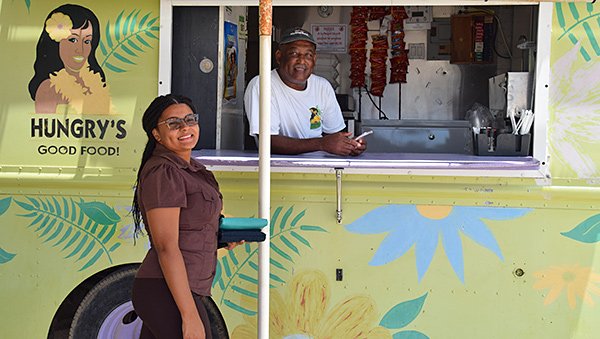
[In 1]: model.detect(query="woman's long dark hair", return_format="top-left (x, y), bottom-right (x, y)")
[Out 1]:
top-left (132, 94), bottom-right (197, 238)
top-left (28, 4), bottom-right (105, 100)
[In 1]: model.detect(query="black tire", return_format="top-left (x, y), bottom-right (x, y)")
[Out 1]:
top-left (68, 266), bottom-right (142, 339)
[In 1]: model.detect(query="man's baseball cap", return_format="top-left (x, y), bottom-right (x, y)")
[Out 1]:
top-left (279, 27), bottom-right (317, 46)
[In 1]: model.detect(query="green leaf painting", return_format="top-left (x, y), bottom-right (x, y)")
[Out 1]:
top-left (78, 200), bottom-right (121, 225)
top-left (99, 10), bottom-right (159, 73)
top-left (0, 197), bottom-right (11, 215)
top-left (555, 3), bottom-right (600, 62)
top-left (212, 206), bottom-right (328, 316)
top-left (24, 0), bottom-right (31, 12)
top-left (561, 214), bottom-right (600, 243)
top-left (380, 293), bottom-right (428, 329)
top-left (0, 247), bottom-right (16, 264)
top-left (380, 293), bottom-right (429, 339)
top-left (393, 330), bottom-right (429, 339)
top-left (14, 196), bottom-right (122, 271)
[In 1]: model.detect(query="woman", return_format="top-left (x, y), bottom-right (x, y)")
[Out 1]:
top-left (28, 4), bottom-right (112, 114)
top-left (131, 94), bottom-right (237, 338)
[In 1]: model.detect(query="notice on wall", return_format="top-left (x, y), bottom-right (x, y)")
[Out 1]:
top-left (311, 24), bottom-right (347, 53)
top-left (223, 21), bottom-right (238, 102)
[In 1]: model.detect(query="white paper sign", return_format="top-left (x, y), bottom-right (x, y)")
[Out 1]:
top-left (311, 24), bottom-right (347, 53)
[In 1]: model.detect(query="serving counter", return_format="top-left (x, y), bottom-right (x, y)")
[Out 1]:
top-left (193, 149), bottom-right (542, 177)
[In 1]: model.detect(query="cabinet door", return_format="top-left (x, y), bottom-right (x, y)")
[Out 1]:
top-left (451, 14), bottom-right (494, 64)
top-left (450, 15), bottom-right (473, 64)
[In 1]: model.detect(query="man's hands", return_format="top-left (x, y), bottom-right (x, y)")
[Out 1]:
top-left (321, 132), bottom-right (366, 156)
top-left (351, 137), bottom-right (367, 156)
top-left (269, 133), bottom-right (366, 156)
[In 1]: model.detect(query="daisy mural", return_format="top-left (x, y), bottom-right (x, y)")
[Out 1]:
top-left (346, 205), bottom-right (531, 283)
top-left (533, 265), bottom-right (600, 309)
top-left (548, 43), bottom-right (600, 178)
top-left (549, 3), bottom-right (600, 178)
top-left (231, 270), bottom-right (429, 339)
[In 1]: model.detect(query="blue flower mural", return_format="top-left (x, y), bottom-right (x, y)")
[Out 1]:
top-left (346, 205), bottom-right (531, 283)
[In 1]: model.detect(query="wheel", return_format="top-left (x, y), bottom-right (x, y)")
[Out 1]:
top-left (69, 266), bottom-right (142, 339)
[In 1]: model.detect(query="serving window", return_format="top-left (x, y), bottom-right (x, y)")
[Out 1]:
top-left (160, 1), bottom-right (552, 177)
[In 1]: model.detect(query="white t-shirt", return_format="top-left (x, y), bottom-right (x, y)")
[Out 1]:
top-left (244, 69), bottom-right (346, 138)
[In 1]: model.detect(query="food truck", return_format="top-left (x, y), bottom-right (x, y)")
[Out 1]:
top-left (1, 0), bottom-right (599, 338)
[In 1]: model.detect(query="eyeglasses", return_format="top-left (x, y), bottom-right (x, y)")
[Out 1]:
top-left (157, 113), bottom-right (199, 131)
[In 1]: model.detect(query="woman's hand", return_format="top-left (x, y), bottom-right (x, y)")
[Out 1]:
top-left (182, 314), bottom-right (206, 339)
top-left (226, 240), bottom-right (245, 250)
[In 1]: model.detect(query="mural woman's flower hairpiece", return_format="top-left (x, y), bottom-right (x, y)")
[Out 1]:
top-left (45, 12), bottom-right (72, 42)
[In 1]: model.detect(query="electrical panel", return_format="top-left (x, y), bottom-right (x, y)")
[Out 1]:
top-left (427, 18), bottom-right (451, 60)
top-left (404, 6), bottom-right (433, 30)
top-left (450, 14), bottom-right (494, 64)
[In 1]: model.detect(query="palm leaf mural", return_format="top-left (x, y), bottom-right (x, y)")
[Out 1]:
top-left (0, 197), bottom-right (16, 265)
top-left (555, 3), bottom-right (600, 62)
top-left (99, 10), bottom-right (159, 73)
top-left (14, 196), bottom-right (122, 271)
top-left (23, 0), bottom-right (31, 13)
top-left (0, 247), bottom-right (16, 264)
top-left (212, 206), bottom-right (328, 316)
top-left (0, 197), bottom-right (11, 216)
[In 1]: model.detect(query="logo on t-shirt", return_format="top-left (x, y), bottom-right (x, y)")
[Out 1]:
top-left (309, 107), bottom-right (322, 129)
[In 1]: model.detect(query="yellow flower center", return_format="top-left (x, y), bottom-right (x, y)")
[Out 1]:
top-left (416, 205), bottom-right (453, 220)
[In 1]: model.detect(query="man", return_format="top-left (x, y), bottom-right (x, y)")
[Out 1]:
top-left (244, 27), bottom-right (366, 156)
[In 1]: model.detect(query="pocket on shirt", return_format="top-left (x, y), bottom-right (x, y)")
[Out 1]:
top-left (202, 190), bottom-right (219, 214)
top-left (182, 188), bottom-right (221, 225)
top-left (200, 189), bottom-right (221, 217)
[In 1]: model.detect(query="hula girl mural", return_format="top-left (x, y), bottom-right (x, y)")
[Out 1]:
top-left (28, 4), bottom-right (113, 114)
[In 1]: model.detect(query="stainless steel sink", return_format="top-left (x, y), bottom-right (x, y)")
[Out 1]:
top-left (357, 119), bottom-right (474, 154)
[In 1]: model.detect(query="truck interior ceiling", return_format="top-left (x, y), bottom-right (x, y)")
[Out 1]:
top-left (170, 4), bottom-right (543, 158)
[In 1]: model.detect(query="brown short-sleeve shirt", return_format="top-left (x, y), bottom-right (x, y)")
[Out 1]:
top-left (135, 144), bottom-right (223, 296)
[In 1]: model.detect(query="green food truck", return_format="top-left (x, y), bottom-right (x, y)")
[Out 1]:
top-left (1, 1), bottom-right (599, 338)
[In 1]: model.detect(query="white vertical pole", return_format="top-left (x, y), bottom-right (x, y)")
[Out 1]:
top-left (257, 1), bottom-right (272, 338)
top-left (157, 0), bottom-right (173, 95)
top-left (533, 2), bottom-right (552, 177)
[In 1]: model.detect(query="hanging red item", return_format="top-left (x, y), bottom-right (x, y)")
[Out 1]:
top-left (389, 31), bottom-right (409, 84)
top-left (349, 7), bottom-right (369, 88)
top-left (389, 6), bottom-right (409, 84)
top-left (369, 34), bottom-right (388, 97)
top-left (390, 6), bottom-right (408, 22)
top-left (368, 6), bottom-right (387, 21)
